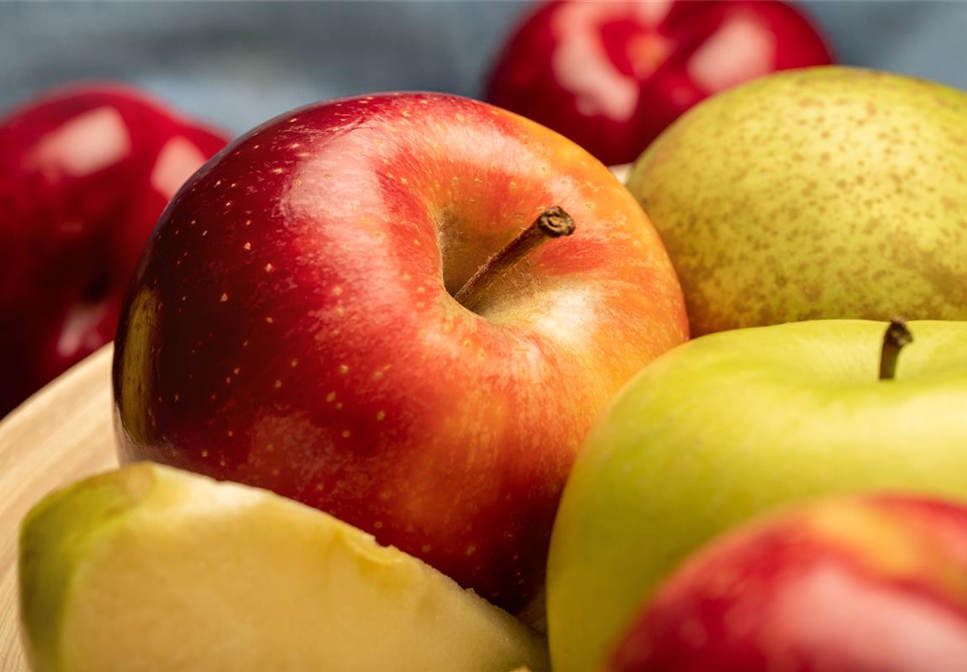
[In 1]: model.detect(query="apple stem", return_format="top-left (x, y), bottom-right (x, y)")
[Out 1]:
top-left (452, 206), bottom-right (575, 312)
top-left (879, 318), bottom-right (913, 381)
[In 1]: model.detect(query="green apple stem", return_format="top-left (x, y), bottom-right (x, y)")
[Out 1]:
top-left (879, 318), bottom-right (913, 381)
top-left (453, 206), bottom-right (575, 312)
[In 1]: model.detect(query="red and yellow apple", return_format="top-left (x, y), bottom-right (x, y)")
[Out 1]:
top-left (0, 84), bottom-right (227, 416)
top-left (112, 92), bottom-right (688, 615)
top-left (606, 495), bottom-right (967, 672)
top-left (486, 0), bottom-right (832, 165)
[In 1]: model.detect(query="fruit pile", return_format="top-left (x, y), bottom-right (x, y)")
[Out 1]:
top-left (10, 3), bottom-right (967, 672)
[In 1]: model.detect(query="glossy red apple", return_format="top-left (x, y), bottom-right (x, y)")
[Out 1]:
top-left (486, 0), bottom-right (833, 165)
top-left (0, 84), bottom-right (228, 416)
top-left (112, 92), bottom-right (689, 616)
top-left (607, 495), bottom-right (967, 672)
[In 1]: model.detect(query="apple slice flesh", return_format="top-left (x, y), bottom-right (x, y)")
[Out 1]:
top-left (19, 463), bottom-right (550, 672)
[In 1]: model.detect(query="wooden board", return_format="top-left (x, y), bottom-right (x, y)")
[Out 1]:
top-left (0, 345), bottom-right (117, 671)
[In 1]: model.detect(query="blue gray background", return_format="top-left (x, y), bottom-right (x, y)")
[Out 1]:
top-left (1, 2), bottom-right (966, 136)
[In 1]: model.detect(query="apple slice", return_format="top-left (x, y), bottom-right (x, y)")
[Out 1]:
top-left (19, 463), bottom-right (550, 672)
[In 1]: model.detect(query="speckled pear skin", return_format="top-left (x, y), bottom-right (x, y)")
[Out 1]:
top-left (628, 66), bottom-right (967, 336)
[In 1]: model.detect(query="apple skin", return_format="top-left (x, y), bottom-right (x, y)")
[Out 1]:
top-left (627, 66), bottom-right (967, 336)
top-left (112, 92), bottom-right (689, 615)
top-left (485, 0), bottom-right (832, 166)
top-left (606, 495), bottom-right (967, 672)
top-left (0, 83), bottom-right (228, 417)
top-left (548, 319), bottom-right (967, 671)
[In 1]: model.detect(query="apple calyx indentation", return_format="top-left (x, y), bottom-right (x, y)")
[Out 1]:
top-left (879, 317), bottom-right (913, 381)
top-left (452, 205), bottom-right (575, 313)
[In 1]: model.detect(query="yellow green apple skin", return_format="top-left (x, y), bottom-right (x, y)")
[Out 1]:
top-left (547, 319), bottom-right (967, 671)
top-left (627, 66), bottom-right (967, 336)
top-left (19, 463), bottom-right (549, 672)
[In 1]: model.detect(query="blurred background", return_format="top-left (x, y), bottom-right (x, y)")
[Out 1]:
top-left (3, 2), bottom-right (967, 136)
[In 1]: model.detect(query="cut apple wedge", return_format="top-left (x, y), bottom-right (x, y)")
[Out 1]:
top-left (19, 463), bottom-right (550, 672)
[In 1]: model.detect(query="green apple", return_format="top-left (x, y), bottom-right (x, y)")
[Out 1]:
top-left (547, 319), bottom-right (967, 671)
top-left (627, 66), bottom-right (967, 336)
top-left (19, 463), bottom-right (549, 672)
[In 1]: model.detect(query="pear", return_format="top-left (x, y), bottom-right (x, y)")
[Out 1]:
top-left (19, 463), bottom-right (549, 672)
top-left (628, 66), bottom-right (967, 336)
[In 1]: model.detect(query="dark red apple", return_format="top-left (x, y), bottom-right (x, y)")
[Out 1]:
top-left (486, 0), bottom-right (833, 165)
top-left (607, 495), bottom-right (967, 672)
top-left (112, 92), bottom-right (689, 616)
top-left (0, 84), bottom-right (228, 416)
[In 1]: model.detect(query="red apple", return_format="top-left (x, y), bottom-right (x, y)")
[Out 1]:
top-left (112, 92), bottom-right (689, 615)
top-left (0, 84), bottom-right (228, 416)
top-left (607, 495), bottom-right (967, 672)
top-left (486, 0), bottom-right (833, 166)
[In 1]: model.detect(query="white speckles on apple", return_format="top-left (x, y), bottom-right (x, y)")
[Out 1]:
top-left (266, 443), bottom-right (275, 452)
top-left (233, 367), bottom-right (240, 375)
top-left (342, 430), bottom-right (351, 438)
top-left (244, 219), bottom-right (252, 226)
top-left (219, 457), bottom-right (227, 467)
top-left (335, 402), bottom-right (343, 410)
top-left (466, 546), bottom-right (477, 556)
top-left (402, 273), bottom-right (411, 282)
top-left (265, 316), bottom-right (274, 324)
top-left (413, 239), bottom-right (421, 247)
top-left (224, 201), bottom-right (233, 209)
top-left (202, 230), bottom-right (208, 237)
top-left (264, 263), bottom-right (275, 273)
top-left (288, 117), bottom-right (298, 123)
top-left (272, 168), bottom-right (284, 175)
top-left (227, 430), bottom-right (234, 438)
top-left (326, 392), bottom-right (336, 403)
top-left (315, 482), bottom-right (324, 491)
top-left (174, 394), bottom-right (180, 402)
top-left (201, 449), bottom-right (208, 458)
top-left (290, 358), bottom-right (299, 368)
top-left (376, 410), bottom-right (386, 421)
top-left (416, 286), bottom-right (426, 294)
top-left (274, 379), bottom-right (282, 389)
top-left (416, 301), bottom-right (426, 309)
top-left (332, 286), bottom-right (343, 296)
top-left (290, 143), bottom-right (301, 149)
top-left (338, 364), bottom-right (349, 375)
top-left (220, 293), bottom-right (229, 303)
top-left (335, 306), bottom-right (345, 317)
top-left (225, 376), bottom-right (232, 384)
top-left (243, 242), bottom-right (252, 251)
top-left (242, 341), bottom-right (249, 348)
